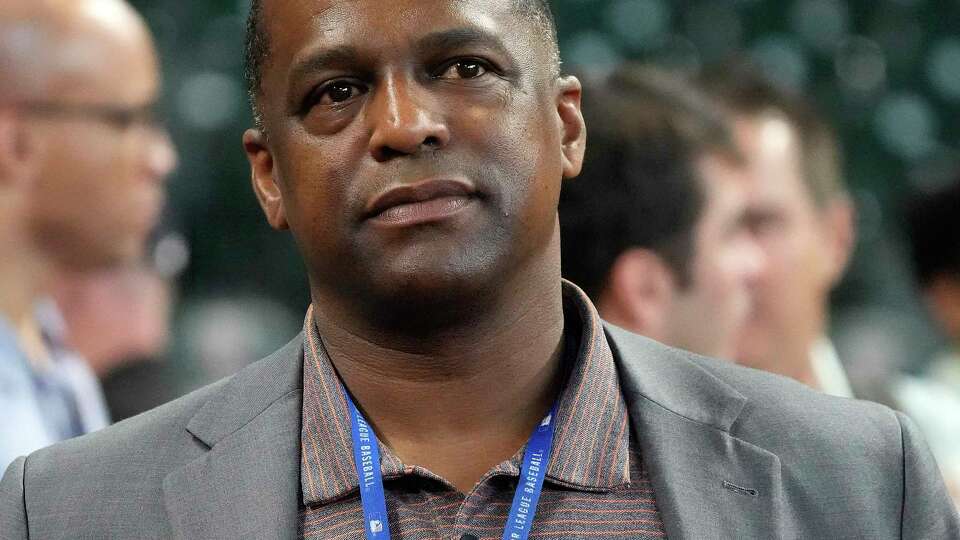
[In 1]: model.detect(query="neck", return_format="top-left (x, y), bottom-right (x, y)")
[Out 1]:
top-left (792, 363), bottom-right (820, 389)
top-left (0, 229), bottom-right (50, 327)
top-left (313, 269), bottom-right (566, 492)
top-left (775, 336), bottom-right (822, 390)
top-left (804, 311), bottom-right (830, 390)
top-left (0, 225), bottom-right (53, 366)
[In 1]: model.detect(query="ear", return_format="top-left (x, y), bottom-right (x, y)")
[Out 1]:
top-left (243, 128), bottom-right (288, 230)
top-left (822, 197), bottom-right (856, 286)
top-left (597, 248), bottom-right (676, 341)
top-left (555, 75), bottom-right (586, 180)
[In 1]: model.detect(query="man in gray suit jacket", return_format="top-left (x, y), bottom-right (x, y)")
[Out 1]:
top-left (3, 0), bottom-right (958, 538)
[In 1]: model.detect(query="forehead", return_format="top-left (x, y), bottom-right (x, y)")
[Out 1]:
top-left (735, 114), bottom-right (810, 205)
top-left (0, 7), bottom-right (158, 104)
top-left (52, 31), bottom-right (158, 104)
top-left (264, 0), bottom-right (521, 33)
top-left (261, 0), bottom-right (532, 71)
top-left (699, 152), bottom-right (747, 188)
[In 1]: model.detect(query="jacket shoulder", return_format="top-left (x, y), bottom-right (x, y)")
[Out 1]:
top-left (607, 323), bottom-right (960, 537)
top-left (605, 322), bottom-right (900, 453)
top-left (692, 351), bottom-right (900, 447)
top-left (4, 333), bottom-right (304, 538)
top-left (26, 332), bottom-right (304, 472)
top-left (28, 368), bottom-right (228, 473)
top-left (0, 373), bottom-right (228, 540)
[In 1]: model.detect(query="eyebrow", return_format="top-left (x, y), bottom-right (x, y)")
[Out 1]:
top-left (289, 45), bottom-right (363, 84)
top-left (413, 27), bottom-right (515, 63)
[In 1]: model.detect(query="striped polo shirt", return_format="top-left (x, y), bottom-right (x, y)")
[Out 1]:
top-left (298, 281), bottom-right (666, 539)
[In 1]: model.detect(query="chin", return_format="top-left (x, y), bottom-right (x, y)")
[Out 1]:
top-left (350, 258), bottom-right (503, 332)
top-left (378, 234), bottom-right (504, 285)
top-left (383, 265), bottom-right (495, 302)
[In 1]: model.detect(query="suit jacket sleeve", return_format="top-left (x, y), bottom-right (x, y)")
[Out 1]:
top-left (899, 411), bottom-right (960, 538)
top-left (0, 457), bottom-right (28, 540)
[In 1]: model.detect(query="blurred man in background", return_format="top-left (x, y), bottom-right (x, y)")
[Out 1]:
top-left (907, 180), bottom-right (960, 390)
top-left (895, 179), bottom-right (960, 505)
top-left (702, 63), bottom-right (857, 397)
top-left (0, 0), bottom-right (176, 469)
top-left (561, 66), bottom-right (764, 360)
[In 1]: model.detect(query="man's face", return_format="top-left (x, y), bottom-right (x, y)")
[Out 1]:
top-left (663, 153), bottom-right (764, 359)
top-left (925, 275), bottom-right (960, 345)
top-left (25, 11), bottom-right (175, 271)
top-left (246, 0), bottom-right (583, 312)
top-left (732, 114), bottom-right (840, 369)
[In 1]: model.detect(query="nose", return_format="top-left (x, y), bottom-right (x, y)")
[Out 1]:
top-left (739, 234), bottom-right (768, 289)
top-left (366, 72), bottom-right (450, 162)
top-left (144, 127), bottom-right (178, 184)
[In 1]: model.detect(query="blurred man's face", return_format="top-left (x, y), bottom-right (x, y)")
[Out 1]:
top-left (245, 0), bottom-right (583, 315)
top-left (926, 275), bottom-right (960, 345)
top-left (24, 5), bottom-right (176, 271)
top-left (664, 153), bottom-right (764, 359)
top-left (733, 114), bottom-right (839, 370)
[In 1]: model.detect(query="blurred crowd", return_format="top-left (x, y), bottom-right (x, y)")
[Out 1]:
top-left (1, 0), bottom-right (959, 511)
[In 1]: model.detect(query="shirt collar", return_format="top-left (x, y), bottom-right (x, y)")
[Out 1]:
top-left (810, 337), bottom-right (855, 399)
top-left (299, 280), bottom-right (631, 506)
top-left (0, 300), bottom-right (69, 374)
top-left (545, 281), bottom-right (632, 491)
top-left (300, 304), bottom-right (406, 505)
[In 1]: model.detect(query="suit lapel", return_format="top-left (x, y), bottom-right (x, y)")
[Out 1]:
top-left (631, 396), bottom-right (786, 539)
top-left (605, 324), bottom-right (788, 539)
top-left (163, 335), bottom-right (305, 540)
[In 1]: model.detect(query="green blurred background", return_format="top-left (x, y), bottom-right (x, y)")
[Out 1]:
top-left (124, 0), bottom-right (960, 401)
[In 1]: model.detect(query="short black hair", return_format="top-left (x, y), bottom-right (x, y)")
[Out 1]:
top-left (559, 65), bottom-right (741, 301)
top-left (242, 0), bottom-right (268, 126)
top-left (243, 0), bottom-right (559, 128)
top-left (907, 179), bottom-right (960, 287)
top-left (700, 59), bottom-right (845, 208)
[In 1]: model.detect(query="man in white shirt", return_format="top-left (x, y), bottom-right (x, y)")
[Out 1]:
top-left (702, 62), bottom-right (856, 397)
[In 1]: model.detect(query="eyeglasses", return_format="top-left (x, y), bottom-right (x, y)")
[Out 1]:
top-left (16, 101), bottom-right (164, 132)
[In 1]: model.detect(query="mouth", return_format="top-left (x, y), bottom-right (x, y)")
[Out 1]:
top-left (364, 178), bottom-right (478, 227)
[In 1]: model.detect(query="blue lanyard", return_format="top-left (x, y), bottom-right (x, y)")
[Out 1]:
top-left (346, 392), bottom-right (392, 539)
top-left (345, 392), bottom-right (558, 540)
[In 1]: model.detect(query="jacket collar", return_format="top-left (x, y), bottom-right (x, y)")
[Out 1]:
top-left (605, 323), bottom-right (746, 432)
top-left (164, 334), bottom-right (305, 540)
top-left (183, 334), bottom-right (304, 446)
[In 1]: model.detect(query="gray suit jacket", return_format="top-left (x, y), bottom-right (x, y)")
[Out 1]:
top-left (2, 324), bottom-right (958, 539)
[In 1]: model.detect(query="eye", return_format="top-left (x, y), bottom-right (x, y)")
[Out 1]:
top-left (436, 59), bottom-right (490, 80)
top-left (744, 212), bottom-right (783, 236)
top-left (306, 80), bottom-right (367, 109)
